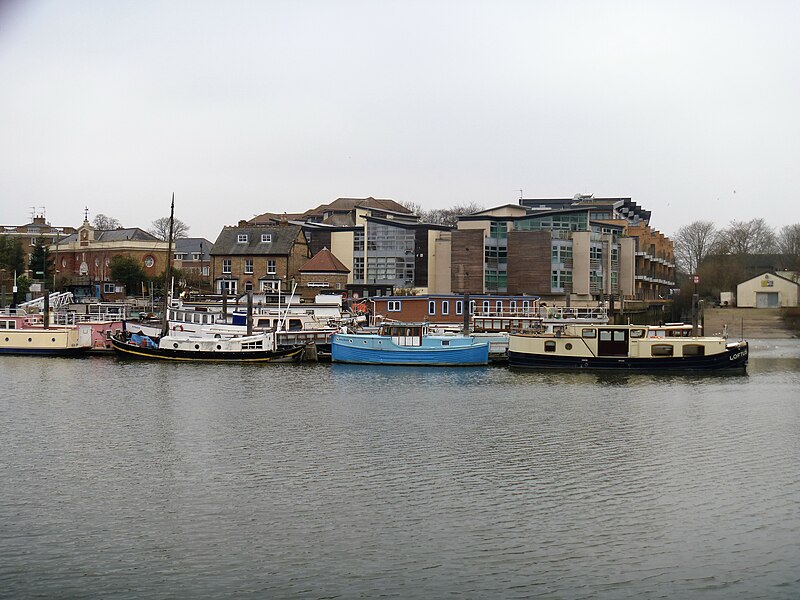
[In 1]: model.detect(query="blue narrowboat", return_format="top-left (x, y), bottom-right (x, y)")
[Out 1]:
top-left (331, 322), bottom-right (489, 366)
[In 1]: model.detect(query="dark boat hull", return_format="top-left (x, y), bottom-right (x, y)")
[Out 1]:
top-left (111, 338), bottom-right (304, 362)
top-left (509, 342), bottom-right (749, 371)
top-left (0, 347), bottom-right (91, 357)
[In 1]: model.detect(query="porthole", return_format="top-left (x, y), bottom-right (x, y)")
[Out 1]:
top-left (52, 338), bottom-right (56, 342)
top-left (565, 343), bottom-right (573, 350)
top-left (195, 344), bottom-right (200, 350)
top-left (4, 337), bottom-right (9, 342)
top-left (216, 345), bottom-right (222, 350)
top-left (173, 343), bottom-right (179, 349)
top-left (28, 337), bottom-right (32, 342)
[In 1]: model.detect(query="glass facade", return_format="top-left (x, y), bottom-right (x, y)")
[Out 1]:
top-left (515, 213), bottom-right (588, 232)
top-left (353, 222), bottom-right (416, 287)
top-left (485, 221), bottom-right (508, 293)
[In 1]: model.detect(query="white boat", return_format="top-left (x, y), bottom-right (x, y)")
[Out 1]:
top-left (111, 329), bottom-right (304, 362)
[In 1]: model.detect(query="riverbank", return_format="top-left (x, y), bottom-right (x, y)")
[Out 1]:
top-left (703, 307), bottom-right (799, 339)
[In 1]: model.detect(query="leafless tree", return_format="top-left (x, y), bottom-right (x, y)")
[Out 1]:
top-left (716, 218), bottom-right (777, 254)
top-left (149, 216), bottom-right (190, 241)
top-left (673, 220), bottom-right (720, 275)
top-left (398, 201), bottom-right (485, 227)
top-left (777, 223), bottom-right (800, 256)
top-left (92, 214), bottom-right (121, 230)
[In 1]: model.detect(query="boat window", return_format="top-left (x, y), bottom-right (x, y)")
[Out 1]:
top-left (544, 341), bottom-right (556, 352)
top-left (288, 319), bottom-right (302, 331)
top-left (683, 344), bottom-right (705, 356)
top-left (565, 343), bottom-right (573, 350)
top-left (613, 331), bottom-right (626, 342)
top-left (651, 344), bottom-right (673, 356)
top-left (442, 340), bottom-right (450, 346)
top-left (599, 330), bottom-right (612, 342)
top-left (630, 329), bottom-right (645, 338)
top-left (582, 328), bottom-right (596, 338)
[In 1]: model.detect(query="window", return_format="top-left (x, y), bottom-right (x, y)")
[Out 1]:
top-left (582, 328), bottom-right (597, 338)
top-left (174, 253), bottom-right (186, 260)
top-left (388, 300), bottom-right (401, 312)
top-left (482, 300), bottom-right (490, 314)
top-left (683, 344), bottom-right (705, 356)
top-left (544, 341), bottom-right (556, 352)
top-left (192, 253), bottom-right (202, 260)
top-left (428, 300), bottom-right (436, 315)
top-left (222, 259), bottom-right (231, 274)
top-left (470, 300), bottom-right (476, 315)
top-left (441, 301), bottom-right (449, 315)
top-left (218, 280), bottom-right (238, 294)
top-left (261, 234), bottom-right (272, 243)
top-left (103, 283), bottom-right (115, 294)
top-left (202, 266), bottom-right (209, 276)
top-left (651, 344), bottom-right (673, 356)
top-left (244, 281), bottom-right (253, 292)
top-left (244, 259), bottom-right (253, 274)
top-left (267, 260), bottom-right (277, 275)
top-left (237, 234), bottom-right (248, 243)
top-left (496, 300), bottom-right (503, 314)
top-left (630, 329), bottom-right (646, 339)
top-left (144, 256), bottom-right (155, 268)
top-left (455, 300), bottom-right (463, 315)
top-left (522, 300), bottom-right (530, 311)
top-left (509, 300), bottom-right (517, 312)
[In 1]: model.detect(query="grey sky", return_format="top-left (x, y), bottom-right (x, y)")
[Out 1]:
top-left (1, 0), bottom-right (798, 241)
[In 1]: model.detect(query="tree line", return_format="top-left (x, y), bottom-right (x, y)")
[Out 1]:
top-left (673, 219), bottom-right (800, 275)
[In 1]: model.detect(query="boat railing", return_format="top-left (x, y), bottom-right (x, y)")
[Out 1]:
top-left (471, 306), bottom-right (607, 321)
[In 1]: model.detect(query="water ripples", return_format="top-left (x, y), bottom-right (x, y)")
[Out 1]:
top-left (1, 341), bottom-right (799, 598)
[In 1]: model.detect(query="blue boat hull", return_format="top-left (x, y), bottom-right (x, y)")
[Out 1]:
top-left (331, 336), bottom-right (489, 366)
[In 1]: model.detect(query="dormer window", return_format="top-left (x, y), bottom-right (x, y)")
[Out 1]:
top-left (261, 234), bottom-right (272, 243)
top-left (237, 234), bottom-right (248, 243)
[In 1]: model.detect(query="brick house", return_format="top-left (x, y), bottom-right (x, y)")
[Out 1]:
top-left (297, 247), bottom-right (350, 302)
top-left (210, 221), bottom-right (311, 296)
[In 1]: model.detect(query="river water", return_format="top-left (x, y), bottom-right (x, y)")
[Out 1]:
top-left (1, 340), bottom-right (799, 599)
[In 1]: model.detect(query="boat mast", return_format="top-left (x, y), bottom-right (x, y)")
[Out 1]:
top-left (160, 193), bottom-right (175, 338)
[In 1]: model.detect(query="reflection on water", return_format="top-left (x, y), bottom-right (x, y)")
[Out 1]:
top-left (1, 340), bottom-right (799, 599)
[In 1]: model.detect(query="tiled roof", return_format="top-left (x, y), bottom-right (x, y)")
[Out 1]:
top-left (210, 224), bottom-right (304, 256)
top-left (300, 248), bottom-right (350, 273)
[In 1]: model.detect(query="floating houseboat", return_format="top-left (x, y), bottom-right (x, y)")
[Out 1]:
top-left (0, 323), bottom-right (94, 356)
top-left (508, 323), bottom-right (748, 371)
top-left (331, 322), bottom-right (489, 366)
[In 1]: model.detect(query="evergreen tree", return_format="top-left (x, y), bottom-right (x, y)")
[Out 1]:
top-left (110, 255), bottom-right (148, 295)
top-left (28, 239), bottom-right (51, 280)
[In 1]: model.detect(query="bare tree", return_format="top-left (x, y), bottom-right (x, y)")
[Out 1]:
top-left (93, 214), bottom-right (121, 230)
top-left (423, 202), bottom-right (485, 227)
top-left (398, 201), bottom-right (485, 227)
top-left (673, 220), bottom-right (720, 275)
top-left (149, 216), bottom-right (190, 241)
top-left (777, 223), bottom-right (800, 256)
top-left (717, 218), bottom-right (777, 254)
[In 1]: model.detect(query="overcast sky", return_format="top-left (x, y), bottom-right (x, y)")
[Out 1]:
top-left (1, 0), bottom-right (798, 242)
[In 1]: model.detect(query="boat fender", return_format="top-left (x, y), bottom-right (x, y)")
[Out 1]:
top-left (173, 324), bottom-right (184, 332)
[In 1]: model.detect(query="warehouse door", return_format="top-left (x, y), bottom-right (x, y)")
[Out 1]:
top-left (756, 292), bottom-right (779, 308)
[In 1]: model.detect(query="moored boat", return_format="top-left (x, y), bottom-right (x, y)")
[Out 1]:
top-left (0, 325), bottom-right (94, 356)
top-left (110, 330), bottom-right (305, 362)
top-left (508, 323), bottom-right (748, 371)
top-left (331, 322), bottom-right (489, 366)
